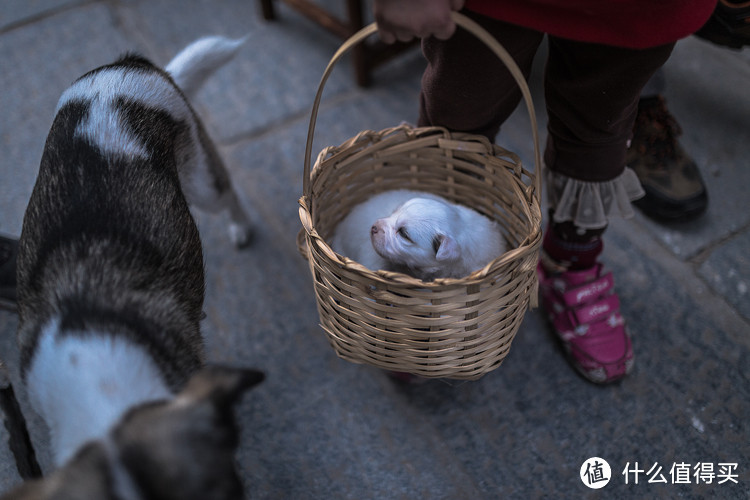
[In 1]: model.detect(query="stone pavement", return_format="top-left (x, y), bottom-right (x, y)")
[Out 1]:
top-left (0, 1), bottom-right (749, 498)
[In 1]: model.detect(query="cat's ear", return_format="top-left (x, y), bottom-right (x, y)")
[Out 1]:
top-left (433, 234), bottom-right (460, 261)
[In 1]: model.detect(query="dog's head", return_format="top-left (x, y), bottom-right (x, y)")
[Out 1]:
top-left (110, 365), bottom-right (264, 500)
top-left (2, 366), bottom-right (264, 500)
top-left (370, 197), bottom-right (461, 280)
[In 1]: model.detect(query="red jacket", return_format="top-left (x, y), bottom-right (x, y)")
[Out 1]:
top-left (465, 0), bottom-right (718, 48)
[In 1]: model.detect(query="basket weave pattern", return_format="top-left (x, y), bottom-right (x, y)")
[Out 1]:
top-left (298, 14), bottom-right (543, 380)
top-left (299, 125), bottom-right (542, 379)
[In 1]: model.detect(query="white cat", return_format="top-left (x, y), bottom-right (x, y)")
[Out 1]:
top-left (331, 190), bottom-right (506, 281)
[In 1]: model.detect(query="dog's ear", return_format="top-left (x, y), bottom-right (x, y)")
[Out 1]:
top-left (179, 364), bottom-right (265, 408)
top-left (110, 365), bottom-right (265, 500)
top-left (433, 234), bottom-right (460, 261)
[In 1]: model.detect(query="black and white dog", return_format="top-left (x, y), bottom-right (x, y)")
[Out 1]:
top-left (5, 37), bottom-right (263, 499)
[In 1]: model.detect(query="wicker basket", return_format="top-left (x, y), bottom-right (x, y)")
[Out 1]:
top-left (298, 13), bottom-right (543, 380)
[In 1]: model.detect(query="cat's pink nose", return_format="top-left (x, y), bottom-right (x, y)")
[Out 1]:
top-left (371, 225), bottom-right (379, 235)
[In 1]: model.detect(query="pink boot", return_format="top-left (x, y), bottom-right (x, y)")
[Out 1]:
top-left (538, 262), bottom-right (634, 383)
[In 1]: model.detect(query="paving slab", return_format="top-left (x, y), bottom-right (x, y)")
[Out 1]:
top-left (0, 392), bottom-right (22, 494)
top-left (0, 2), bottom-right (136, 236)
top-left (632, 37), bottom-right (750, 260)
top-left (0, 0), bottom-right (80, 31)
top-left (1, 1), bottom-right (749, 499)
top-left (110, 0), bottom-right (356, 143)
top-left (699, 229), bottom-right (750, 322)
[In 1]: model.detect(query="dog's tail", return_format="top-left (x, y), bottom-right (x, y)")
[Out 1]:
top-left (165, 36), bottom-right (246, 98)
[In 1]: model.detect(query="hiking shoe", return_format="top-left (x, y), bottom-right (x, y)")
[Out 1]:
top-left (538, 262), bottom-right (634, 384)
top-left (628, 96), bottom-right (708, 221)
top-left (0, 234), bottom-right (18, 311)
top-left (695, 0), bottom-right (750, 49)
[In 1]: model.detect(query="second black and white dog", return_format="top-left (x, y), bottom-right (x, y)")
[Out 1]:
top-left (8, 37), bottom-right (263, 499)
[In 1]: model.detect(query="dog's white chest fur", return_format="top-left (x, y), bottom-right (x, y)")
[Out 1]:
top-left (27, 319), bottom-right (171, 466)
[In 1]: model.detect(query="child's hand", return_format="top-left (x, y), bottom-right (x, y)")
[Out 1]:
top-left (374, 0), bottom-right (465, 44)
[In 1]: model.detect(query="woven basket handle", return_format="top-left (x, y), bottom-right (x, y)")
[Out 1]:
top-left (303, 11), bottom-right (542, 199)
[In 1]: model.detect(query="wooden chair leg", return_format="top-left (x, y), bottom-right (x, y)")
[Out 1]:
top-left (260, 0), bottom-right (276, 20)
top-left (345, 0), bottom-right (370, 87)
top-left (259, 0), bottom-right (416, 86)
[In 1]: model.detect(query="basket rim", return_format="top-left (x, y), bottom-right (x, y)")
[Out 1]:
top-left (299, 225), bottom-right (542, 288)
top-left (298, 124), bottom-right (543, 288)
top-left (299, 204), bottom-right (543, 290)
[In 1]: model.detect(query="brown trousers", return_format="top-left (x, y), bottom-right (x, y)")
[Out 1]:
top-left (418, 9), bottom-right (676, 182)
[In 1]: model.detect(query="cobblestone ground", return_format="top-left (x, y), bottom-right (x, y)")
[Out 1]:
top-left (1, 1), bottom-right (748, 498)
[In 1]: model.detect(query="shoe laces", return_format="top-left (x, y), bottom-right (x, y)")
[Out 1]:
top-left (633, 96), bottom-right (684, 167)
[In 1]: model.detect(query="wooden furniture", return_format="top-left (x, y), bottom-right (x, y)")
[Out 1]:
top-left (259, 0), bottom-right (417, 87)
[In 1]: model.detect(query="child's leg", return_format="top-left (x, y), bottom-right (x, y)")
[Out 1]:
top-left (418, 10), bottom-right (544, 139)
top-left (539, 39), bottom-right (675, 383)
top-left (543, 38), bottom-right (675, 183)
top-left (540, 215), bottom-right (605, 272)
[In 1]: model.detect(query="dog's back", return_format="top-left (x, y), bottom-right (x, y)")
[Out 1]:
top-left (15, 38), bottom-right (248, 467)
top-left (16, 52), bottom-right (207, 386)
